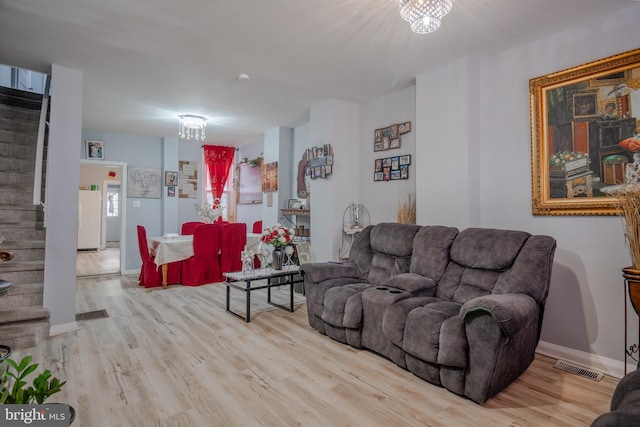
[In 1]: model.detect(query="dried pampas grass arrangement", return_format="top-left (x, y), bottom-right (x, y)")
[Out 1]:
top-left (612, 184), bottom-right (640, 268)
top-left (396, 193), bottom-right (416, 224)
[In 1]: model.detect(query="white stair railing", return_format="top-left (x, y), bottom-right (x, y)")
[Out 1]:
top-left (32, 75), bottom-right (51, 216)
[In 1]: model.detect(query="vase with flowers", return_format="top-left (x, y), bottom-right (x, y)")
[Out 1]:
top-left (193, 201), bottom-right (224, 224)
top-left (261, 224), bottom-right (293, 270)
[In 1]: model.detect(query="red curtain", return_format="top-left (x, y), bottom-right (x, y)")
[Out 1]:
top-left (203, 145), bottom-right (235, 206)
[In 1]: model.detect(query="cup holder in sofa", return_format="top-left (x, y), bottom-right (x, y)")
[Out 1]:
top-left (388, 290), bottom-right (402, 294)
top-left (376, 287), bottom-right (389, 290)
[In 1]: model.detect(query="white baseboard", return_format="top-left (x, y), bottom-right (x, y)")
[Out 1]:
top-left (49, 321), bottom-right (78, 337)
top-left (537, 340), bottom-right (634, 379)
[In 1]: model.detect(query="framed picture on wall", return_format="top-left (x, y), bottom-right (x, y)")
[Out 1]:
top-left (164, 171), bottom-right (177, 186)
top-left (86, 140), bottom-right (104, 160)
top-left (530, 47), bottom-right (640, 215)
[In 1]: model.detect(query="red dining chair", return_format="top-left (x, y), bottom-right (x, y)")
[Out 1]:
top-left (220, 222), bottom-right (247, 275)
top-left (181, 221), bottom-right (205, 235)
top-left (252, 220), bottom-right (262, 234)
top-left (181, 223), bottom-right (222, 286)
top-left (136, 225), bottom-right (181, 288)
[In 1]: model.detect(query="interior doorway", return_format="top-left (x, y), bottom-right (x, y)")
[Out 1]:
top-left (76, 160), bottom-right (126, 277)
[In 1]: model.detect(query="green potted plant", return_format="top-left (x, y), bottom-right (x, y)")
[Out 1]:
top-left (0, 350), bottom-right (74, 423)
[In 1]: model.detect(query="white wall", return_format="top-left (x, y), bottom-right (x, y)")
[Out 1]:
top-left (310, 99), bottom-right (361, 261)
top-left (414, 4), bottom-right (640, 375)
top-left (44, 65), bottom-right (83, 330)
top-left (360, 86), bottom-right (416, 224)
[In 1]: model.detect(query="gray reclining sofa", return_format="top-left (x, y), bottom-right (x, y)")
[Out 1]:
top-left (300, 222), bottom-right (556, 403)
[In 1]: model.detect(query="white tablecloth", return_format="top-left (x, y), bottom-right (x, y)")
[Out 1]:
top-left (149, 233), bottom-right (263, 266)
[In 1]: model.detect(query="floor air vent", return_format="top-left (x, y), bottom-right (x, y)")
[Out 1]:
top-left (75, 309), bottom-right (109, 321)
top-left (553, 360), bottom-right (604, 381)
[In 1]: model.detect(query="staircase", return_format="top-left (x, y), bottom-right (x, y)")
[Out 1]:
top-left (0, 86), bottom-right (50, 349)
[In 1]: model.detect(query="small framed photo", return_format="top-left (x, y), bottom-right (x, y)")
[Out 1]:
top-left (383, 167), bottom-right (391, 181)
top-left (400, 165), bottom-right (409, 179)
top-left (390, 124), bottom-right (399, 139)
top-left (374, 142), bottom-right (383, 152)
top-left (399, 155), bottom-right (411, 165)
top-left (390, 138), bottom-right (401, 149)
top-left (399, 121), bottom-right (411, 134)
top-left (165, 171), bottom-right (178, 186)
top-left (86, 139), bottom-right (104, 160)
top-left (375, 159), bottom-right (383, 172)
top-left (382, 158), bottom-right (392, 168)
top-left (167, 186), bottom-right (176, 197)
top-left (391, 157), bottom-right (399, 170)
top-left (374, 128), bottom-right (382, 142)
top-left (374, 172), bottom-right (384, 181)
top-left (390, 170), bottom-right (401, 180)
top-left (288, 199), bottom-right (301, 209)
top-left (325, 165), bottom-right (332, 175)
top-left (326, 155), bottom-right (333, 166)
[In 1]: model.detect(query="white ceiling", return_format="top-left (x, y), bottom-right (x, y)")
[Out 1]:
top-left (0, 0), bottom-right (638, 146)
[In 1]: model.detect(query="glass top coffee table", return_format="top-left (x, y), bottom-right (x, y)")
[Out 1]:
top-left (223, 266), bottom-right (303, 322)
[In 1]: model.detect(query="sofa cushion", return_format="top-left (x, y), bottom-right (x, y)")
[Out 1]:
top-left (383, 296), bottom-right (441, 348)
top-left (322, 283), bottom-right (375, 328)
top-left (410, 226), bottom-right (458, 281)
top-left (436, 228), bottom-right (531, 304)
top-left (493, 235), bottom-right (556, 303)
top-left (402, 301), bottom-right (467, 368)
top-left (449, 228), bottom-right (530, 270)
top-left (306, 278), bottom-right (364, 318)
top-left (367, 223), bottom-right (421, 284)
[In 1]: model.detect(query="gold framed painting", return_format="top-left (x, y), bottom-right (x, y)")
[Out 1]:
top-left (530, 47), bottom-right (640, 215)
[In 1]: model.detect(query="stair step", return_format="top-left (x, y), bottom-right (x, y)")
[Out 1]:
top-left (0, 306), bottom-right (49, 323)
top-left (0, 260), bottom-right (45, 273)
top-left (0, 128), bottom-right (38, 146)
top-left (0, 156), bottom-right (35, 173)
top-left (0, 141), bottom-right (37, 160)
top-left (0, 189), bottom-right (34, 205)
top-left (0, 87), bottom-right (44, 111)
top-left (0, 240), bottom-right (46, 250)
top-left (0, 205), bottom-right (41, 223)
top-left (0, 246), bottom-right (45, 262)
top-left (0, 318), bottom-right (50, 350)
top-left (0, 268), bottom-right (44, 285)
top-left (0, 103), bottom-right (41, 123)
top-left (0, 282), bottom-right (44, 309)
top-left (0, 227), bottom-right (46, 241)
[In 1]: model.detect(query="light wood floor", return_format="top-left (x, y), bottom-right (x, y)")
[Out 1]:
top-left (14, 275), bottom-right (618, 427)
top-left (76, 245), bottom-right (120, 277)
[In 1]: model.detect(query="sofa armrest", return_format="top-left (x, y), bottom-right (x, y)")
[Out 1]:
top-left (460, 293), bottom-right (538, 340)
top-left (379, 273), bottom-right (436, 295)
top-left (300, 262), bottom-right (362, 284)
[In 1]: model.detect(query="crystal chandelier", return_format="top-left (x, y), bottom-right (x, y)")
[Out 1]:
top-left (399, 0), bottom-right (454, 34)
top-left (178, 114), bottom-right (207, 141)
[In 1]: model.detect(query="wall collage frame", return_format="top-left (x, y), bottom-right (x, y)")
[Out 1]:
top-left (374, 154), bottom-right (411, 182)
top-left (306, 143), bottom-right (333, 180)
top-left (373, 120), bottom-right (412, 182)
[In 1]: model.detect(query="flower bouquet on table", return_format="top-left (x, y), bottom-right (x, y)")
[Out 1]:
top-left (261, 224), bottom-right (293, 248)
top-left (261, 224), bottom-right (293, 270)
top-left (193, 201), bottom-right (224, 223)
